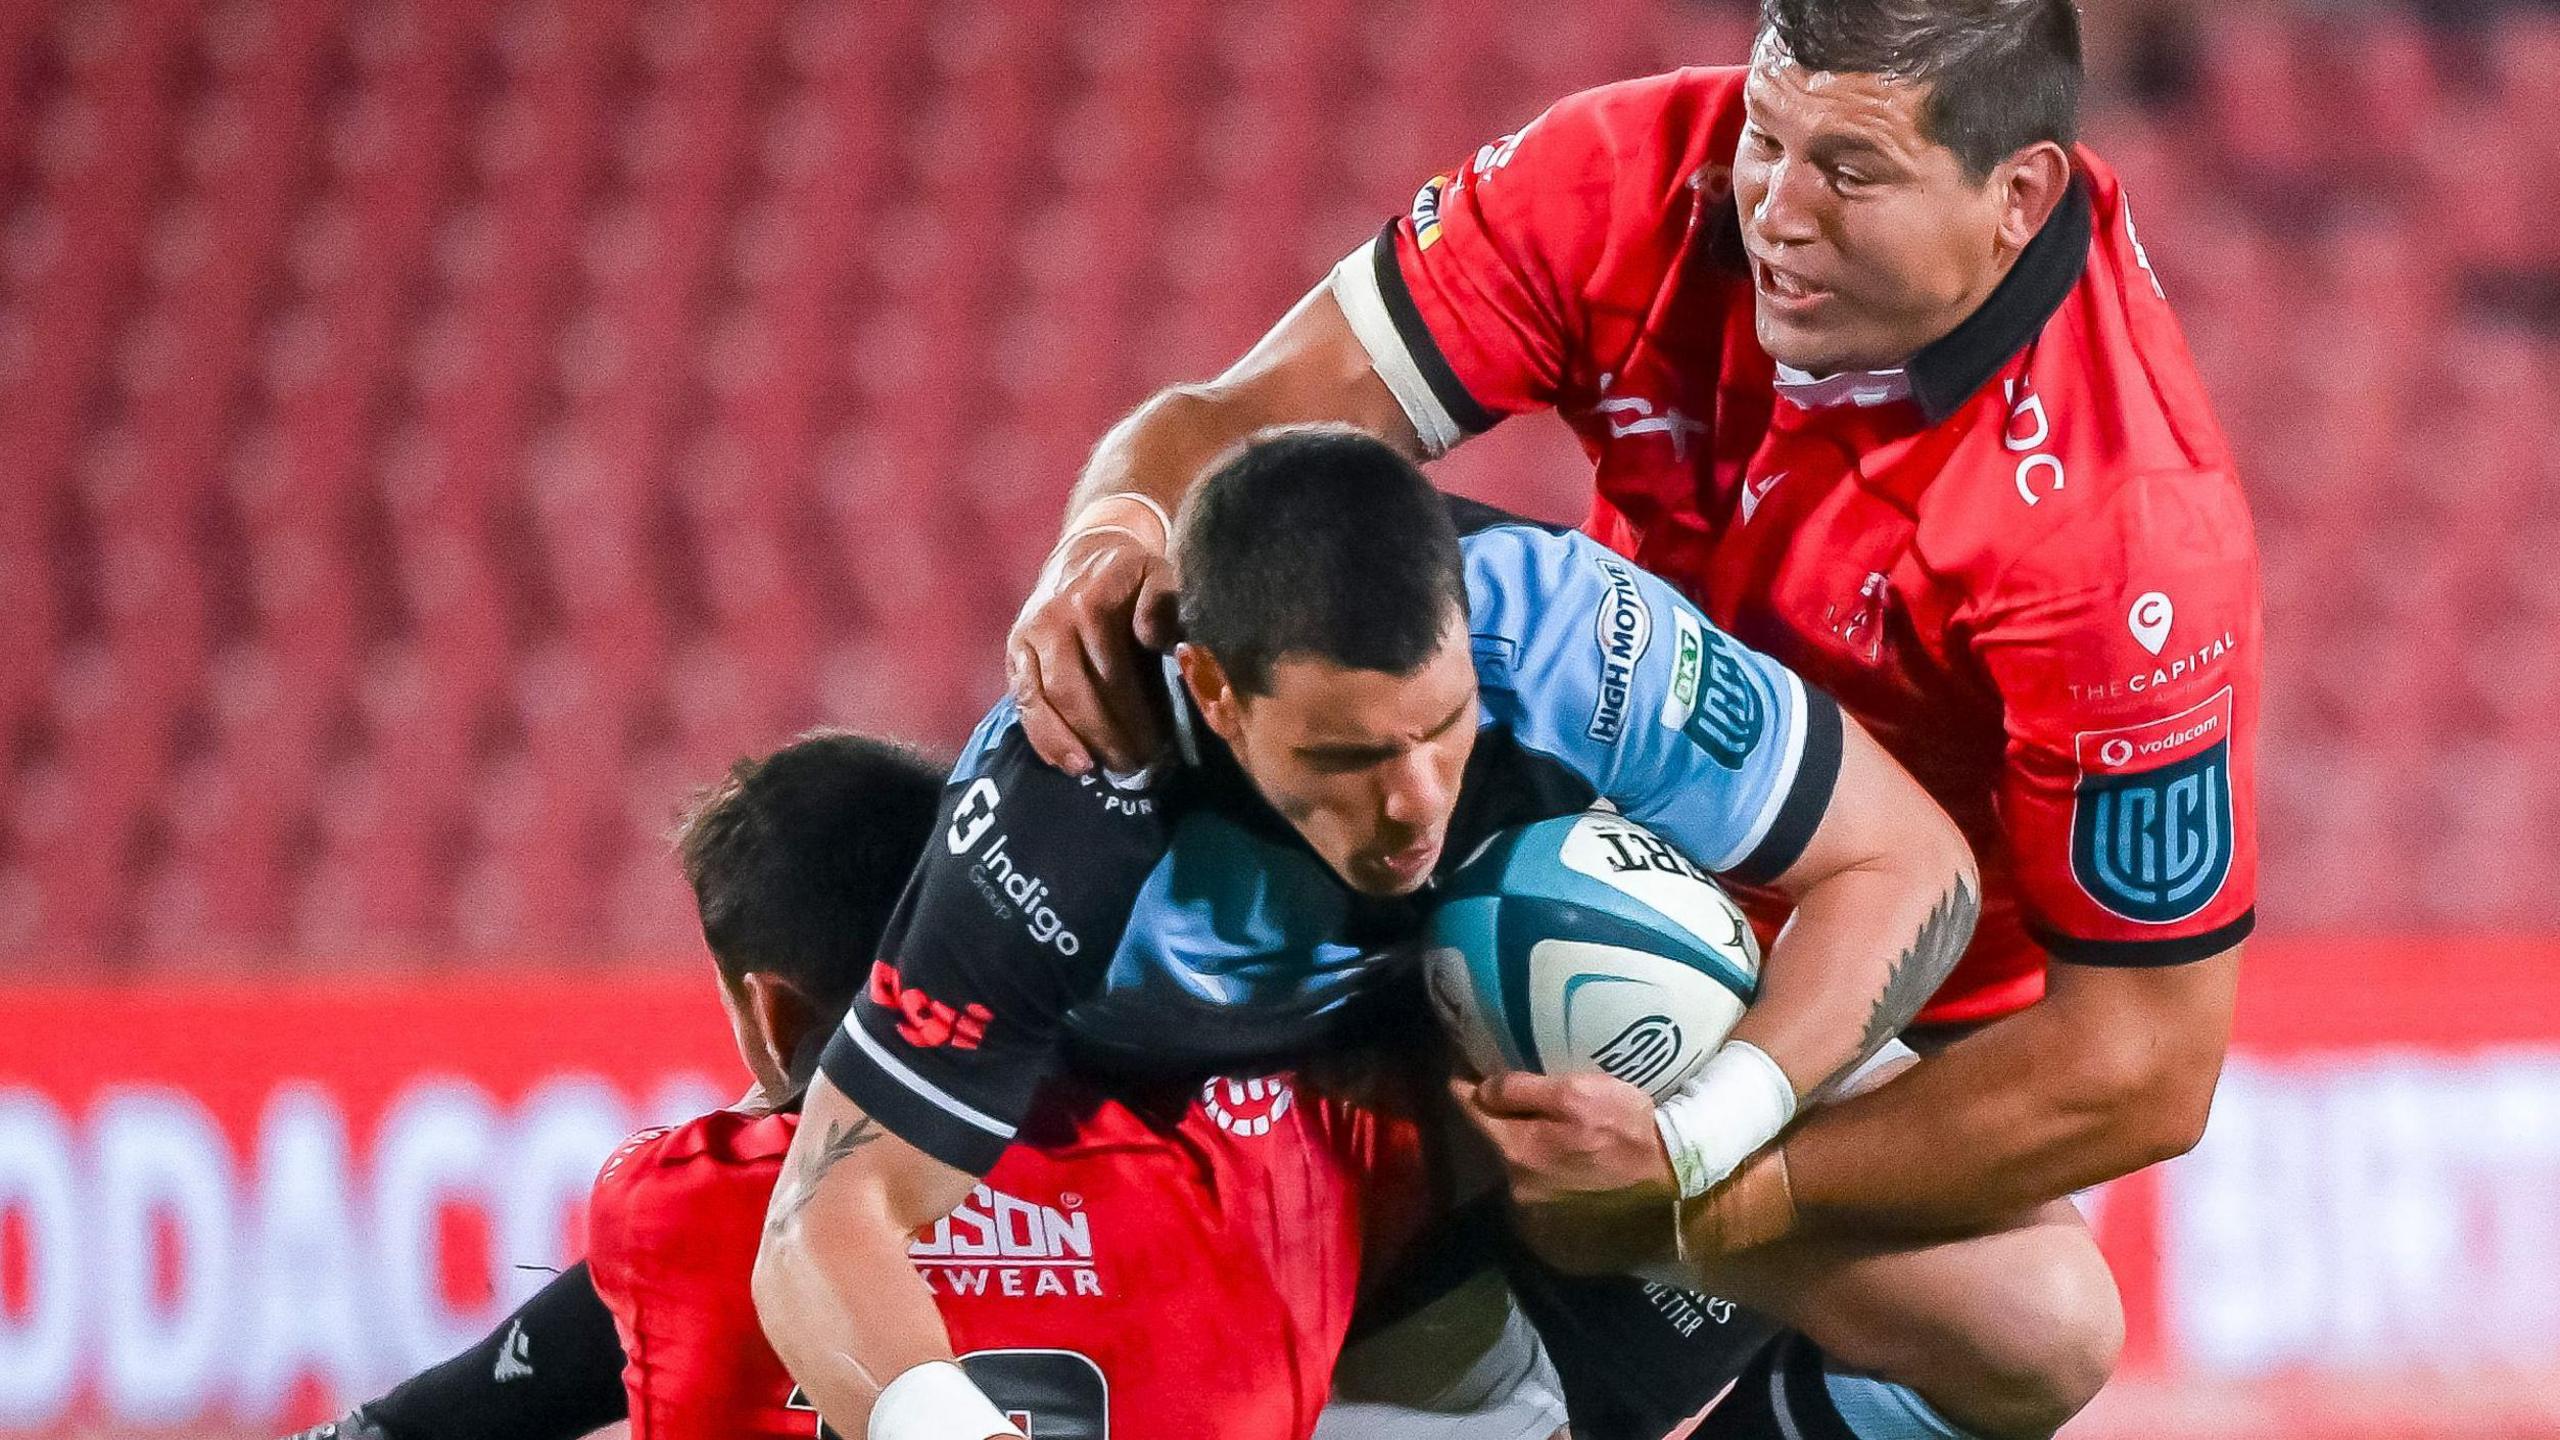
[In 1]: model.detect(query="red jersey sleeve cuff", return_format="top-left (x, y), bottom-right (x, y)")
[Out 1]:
top-left (1329, 223), bottom-right (1499, 454)
top-left (2028, 909), bottom-right (2256, 968)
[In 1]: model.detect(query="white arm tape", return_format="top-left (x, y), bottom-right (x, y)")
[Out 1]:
top-left (1326, 241), bottom-right (1464, 457)
top-left (1653, 1040), bottom-right (1798, 1200)
top-left (869, 1360), bottom-right (1024, 1440)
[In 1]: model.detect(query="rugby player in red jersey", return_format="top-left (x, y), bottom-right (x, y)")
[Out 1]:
top-left (283, 731), bottom-right (1431, 1440)
top-left (1004, 2), bottom-right (2258, 1437)
top-left (587, 731), bottom-right (1421, 1440)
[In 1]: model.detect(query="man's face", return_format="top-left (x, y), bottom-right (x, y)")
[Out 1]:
top-left (1733, 41), bottom-right (2016, 375)
top-left (1187, 623), bottom-right (1479, 898)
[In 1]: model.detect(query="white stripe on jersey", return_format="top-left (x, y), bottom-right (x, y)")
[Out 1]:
top-left (1707, 667), bottom-right (1812, 873)
top-left (839, 1012), bottom-right (1018, 1140)
top-left (1327, 240), bottom-right (1463, 457)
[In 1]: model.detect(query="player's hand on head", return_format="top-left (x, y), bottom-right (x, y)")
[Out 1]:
top-left (1007, 526), bottom-right (1177, 776)
top-left (1449, 1071), bottom-right (1679, 1207)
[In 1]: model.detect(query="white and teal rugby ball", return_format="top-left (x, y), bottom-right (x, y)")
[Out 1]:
top-left (1423, 811), bottom-right (1760, 1100)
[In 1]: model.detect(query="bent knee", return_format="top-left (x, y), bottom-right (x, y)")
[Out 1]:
top-left (1942, 1240), bottom-right (2123, 1438)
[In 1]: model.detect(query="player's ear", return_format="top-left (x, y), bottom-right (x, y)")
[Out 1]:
top-left (1177, 642), bottom-right (1244, 742)
top-left (739, 971), bottom-right (817, 1087)
top-left (1993, 141), bottom-right (2073, 255)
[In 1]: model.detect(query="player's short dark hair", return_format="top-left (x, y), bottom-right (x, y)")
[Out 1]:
top-left (677, 730), bottom-right (944, 1010)
top-left (1176, 426), bottom-right (1467, 697)
top-left (1758, 0), bottom-right (2082, 178)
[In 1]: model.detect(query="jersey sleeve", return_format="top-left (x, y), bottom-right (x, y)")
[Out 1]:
top-left (1967, 472), bottom-right (2261, 966)
top-left (1325, 87), bottom-right (1625, 454)
top-left (817, 705), bottom-right (1169, 1174)
top-left (1466, 524), bottom-right (1843, 885)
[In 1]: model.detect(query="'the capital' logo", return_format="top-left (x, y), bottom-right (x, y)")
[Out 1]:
top-left (2128, 592), bottom-right (2174, 656)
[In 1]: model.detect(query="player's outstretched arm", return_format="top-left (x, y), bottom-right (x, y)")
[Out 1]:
top-left (1005, 282), bottom-right (1420, 776)
top-left (1740, 941), bottom-right (2240, 1247)
top-left (751, 1073), bottom-right (1018, 1440)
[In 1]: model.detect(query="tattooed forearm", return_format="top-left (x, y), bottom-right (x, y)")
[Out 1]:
top-left (765, 1114), bottom-right (884, 1236)
top-left (1825, 877), bottom-right (1979, 1091)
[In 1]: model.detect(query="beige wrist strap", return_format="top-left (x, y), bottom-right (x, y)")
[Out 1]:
top-left (1063, 490), bottom-right (1172, 551)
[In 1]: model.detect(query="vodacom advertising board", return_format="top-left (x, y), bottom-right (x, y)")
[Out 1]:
top-left (0, 970), bottom-right (738, 1437)
top-left (3, 942), bottom-right (2558, 1439)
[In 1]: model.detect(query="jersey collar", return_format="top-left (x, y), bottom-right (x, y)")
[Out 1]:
top-left (1770, 175), bottom-right (2092, 426)
top-left (1771, 363), bottom-right (1911, 410)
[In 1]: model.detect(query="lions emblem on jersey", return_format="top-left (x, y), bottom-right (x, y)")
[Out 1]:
top-left (2070, 689), bottom-right (2236, 924)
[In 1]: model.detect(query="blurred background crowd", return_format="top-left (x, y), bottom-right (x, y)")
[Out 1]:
top-left (4, 0), bottom-right (2556, 970)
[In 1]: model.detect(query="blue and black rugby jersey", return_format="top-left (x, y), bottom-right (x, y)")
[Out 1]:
top-left (821, 502), bottom-right (1845, 1174)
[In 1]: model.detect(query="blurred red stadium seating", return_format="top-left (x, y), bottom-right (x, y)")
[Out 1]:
top-left (3, 0), bottom-right (2554, 963)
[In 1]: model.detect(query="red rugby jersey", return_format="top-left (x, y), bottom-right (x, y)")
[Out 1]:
top-left (587, 1075), bottom-right (1406, 1440)
top-left (1330, 67), bottom-right (2260, 1024)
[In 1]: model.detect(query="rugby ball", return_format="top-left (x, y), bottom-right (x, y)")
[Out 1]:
top-left (1423, 811), bottom-right (1760, 1099)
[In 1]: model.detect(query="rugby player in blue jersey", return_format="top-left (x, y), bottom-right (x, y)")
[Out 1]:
top-left (755, 428), bottom-right (2034, 1440)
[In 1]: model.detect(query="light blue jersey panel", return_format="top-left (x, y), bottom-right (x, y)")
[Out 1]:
top-left (1071, 811), bottom-right (1394, 1063)
top-left (1461, 522), bottom-right (1839, 881)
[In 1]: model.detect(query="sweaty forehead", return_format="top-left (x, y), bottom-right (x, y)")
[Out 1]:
top-left (1745, 40), bottom-right (1932, 152)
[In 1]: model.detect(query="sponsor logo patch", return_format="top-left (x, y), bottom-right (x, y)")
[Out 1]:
top-left (908, 1185), bottom-right (1107, 1301)
top-left (491, 1319), bottom-right (533, 1383)
top-left (1592, 1015), bottom-right (1684, 1092)
top-left (2070, 687), bottom-right (2237, 924)
top-left (943, 780), bottom-right (1085, 955)
top-left (869, 960), bottom-right (993, 1051)
top-left (1411, 173), bottom-right (1450, 249)
top-left (1076, 766), bottom-right (1156, 817)
top-left (1587, 819), bottom-right (1714, 886)
top-left (2063, 626), bottom-right (2240, 704)
top-left (1660, 612), bottom-right (1704, 728)
top-left (1639, 1283), bottom-right (1740, 1340)
top-left (1561, 815), bottom-right (1754, 962)
top-left (1680, 632), bottom-right (1766, 769)
top-left (2129, 591), bottom-right (2174, 655)
top-left (1586, 560), bottom-right (1654, 744)
top-left (1737, 468), bottom-right (1785, 524)
top-left (1199, 1075), bottom-right (1295, 1137)
top-left (949, 777), bottom-right (1001, 854)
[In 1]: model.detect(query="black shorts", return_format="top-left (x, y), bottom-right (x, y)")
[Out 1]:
top-left (1349, 1194), bottom-right (1779, 1440)
top-left (1503, 1241), bottom-right (1779, 1440)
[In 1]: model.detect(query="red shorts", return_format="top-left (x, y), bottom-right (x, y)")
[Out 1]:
top-left (587, 1071), bottom-right (1423, 1440)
